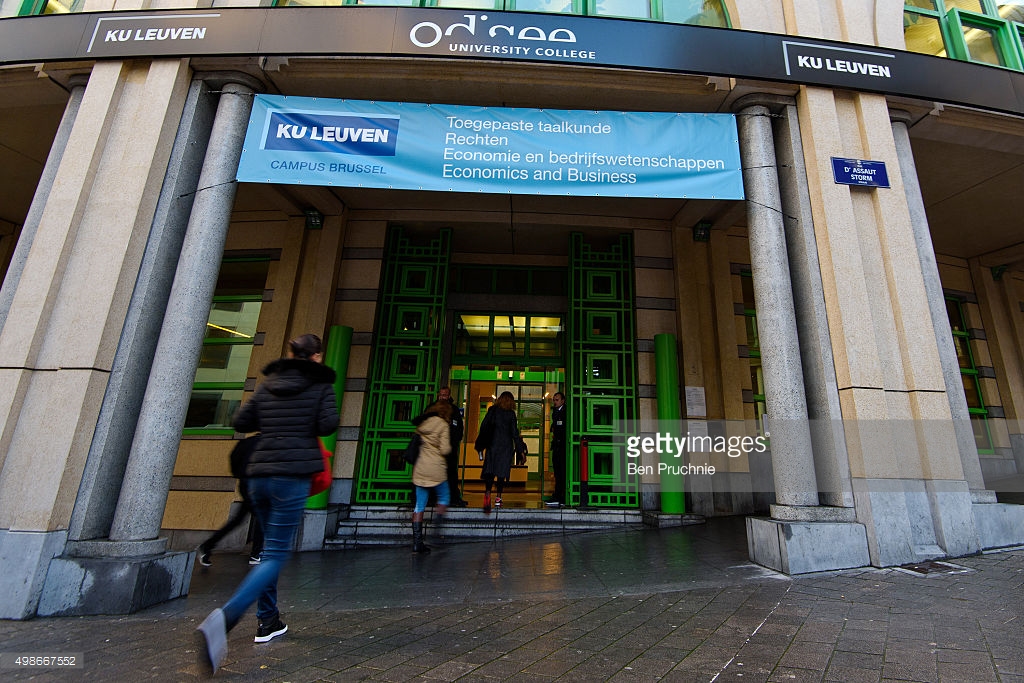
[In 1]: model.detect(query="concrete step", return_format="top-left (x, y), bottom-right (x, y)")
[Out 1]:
top-left (325, 504), bottom-right (645, 549)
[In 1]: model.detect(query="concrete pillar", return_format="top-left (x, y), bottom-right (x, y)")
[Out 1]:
top-left (0, 59), bottom-right (193, 618)
top-left (772, 100), bottom-right (855, 509)
top-left (68, 78), bottom-right (218, 542)
top-left (735, 99), bottom-right (819, 512)
top-left (736, 95), bottom-right (868, 575)
top-left (109, 76), bottom-right (258, 542)
top-left (890, 110), bottom-right (993, 503)
top-left (787, 86), bottom-right (983, 567)
top-left (0, 77), bottom-right (86, 334)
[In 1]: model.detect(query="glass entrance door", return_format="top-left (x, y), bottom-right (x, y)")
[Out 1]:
top-left (449, 366), bottom-right (564, 509)
top-left (449, 312), bottom-right (565, 508)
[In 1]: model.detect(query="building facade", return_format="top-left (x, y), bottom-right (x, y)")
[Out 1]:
top-left (2, 0), bottom-right (1024, 618)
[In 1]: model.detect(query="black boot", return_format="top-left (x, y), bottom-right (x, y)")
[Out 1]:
top-left (412, 521), bottom-right (431, 553)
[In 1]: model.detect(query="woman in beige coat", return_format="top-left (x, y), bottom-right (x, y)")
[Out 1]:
top-left (410, 400), bottom-right (452, 553)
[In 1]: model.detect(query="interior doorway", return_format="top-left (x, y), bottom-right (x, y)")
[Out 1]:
top-left (449, 366), bottom-right (564, 508)
top-left (448, 312), bottom-right (565, 509)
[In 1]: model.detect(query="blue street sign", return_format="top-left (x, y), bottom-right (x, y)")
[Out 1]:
top-left (831, 157), bottom-right (890, 188)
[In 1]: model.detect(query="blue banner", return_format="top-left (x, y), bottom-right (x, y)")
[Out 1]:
top-left (237, 96), bottom-right (744, 199)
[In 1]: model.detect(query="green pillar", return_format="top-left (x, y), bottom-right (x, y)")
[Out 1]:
top-left (308, 325), bottom-right (353, 509)
top-left (654, 333), bottom-right (685, 513)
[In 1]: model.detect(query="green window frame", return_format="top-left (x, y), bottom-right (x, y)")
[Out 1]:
top-left (905, 1), bottom-right (1024, 71)
top-left (8, 0), bottom-right (82, 15)
top-left (449, 264), bottom-right (567, 297)
top-left (183, 257), bottom-right (270, 436)
top-left (947, 7), bottom-right (1023, 67)
top-left (272, 0), bottom-right (731, 26)
top-left (946, 296), bottom-right (994, 454)
top-left (740, 270), bottom-right (766, 430)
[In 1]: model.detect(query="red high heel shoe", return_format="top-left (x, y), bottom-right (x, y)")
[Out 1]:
top-left (482, 494), bottom-right (491, 514)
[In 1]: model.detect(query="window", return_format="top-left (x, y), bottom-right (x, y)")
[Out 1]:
top-left (740, 271), bottom-right (766, 431)
top-left (660, 0), bottom-right (729, 26)
top-left (272, 0), bottom-right (730, 26)
top-left (3, 0), bottom-right (80, 15)
top-left (946, 296), bottom-right (994, 453)
top-left (449, 264), bottom-right (567, 296)
top-left (905, 8), bottom-right (947, 56)
top-left (183, 258), bottom-right (269, 434)
top-left (510, 0), bottom-right (575, 12)
top-left (590, 0), bottom-right (651, 20)
top-left (905, 0), bottom-right (1024, 71)
top-left (454, 313), bottom-right (564, 362)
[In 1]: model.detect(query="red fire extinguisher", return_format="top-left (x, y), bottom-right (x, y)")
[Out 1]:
top-left (579, 437), bottom-right (589, 508)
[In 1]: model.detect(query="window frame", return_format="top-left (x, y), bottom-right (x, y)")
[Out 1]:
top-left (452, 312), bottom-right (565, 364)
top-left (946, 295), bottom-right (995, 454)
top-left (947, 7), bottom-right (1023, 68)
top-left (270, 0), bottom-right (730, 27)
top-left (183, 257), bottom-right (269, 436)
top-left (739, 270), bottom-right (766, 431)
top-left (905, 0), bottom-right (1024, 71)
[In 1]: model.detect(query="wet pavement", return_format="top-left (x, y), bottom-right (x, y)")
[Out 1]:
top-left (1, 516), bottom-right (1023, 682)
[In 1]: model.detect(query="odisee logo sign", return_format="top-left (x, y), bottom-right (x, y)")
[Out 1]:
top-left (237, 95), bottom-right (745, 200)
top-left (406, 13), bottom-right (597, 61)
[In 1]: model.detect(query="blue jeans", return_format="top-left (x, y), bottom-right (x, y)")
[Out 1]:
top-left (222, 476), bottom-right (309, 627)
top-left (414, 481), bottom-right (450, 513)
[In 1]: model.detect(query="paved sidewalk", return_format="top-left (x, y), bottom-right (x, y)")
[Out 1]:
top-left (1, 517), bottom-right (1022, 682)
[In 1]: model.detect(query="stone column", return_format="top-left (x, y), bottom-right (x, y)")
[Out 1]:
top-left (737, 96), bottom-right (868, 575)
top-left (890, 110), bottom-right (993, 503)
top-left (0, 76), bottom-right (87, 333)
top-left (68, 78), bottom-right (218, 542)
top-left (109, 76), bottom-right (258, 543)
top-left (773, 100), bottom-right (855, 509)
top-left (1, 59), bottom-right (194, 618)
top-left (735, 99), bottom-right (819, 512)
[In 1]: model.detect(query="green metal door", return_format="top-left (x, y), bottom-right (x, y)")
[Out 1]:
top-left (354, 228), bottom-right (450, 504)
top-left (568, 233), bottom-right (639, 508)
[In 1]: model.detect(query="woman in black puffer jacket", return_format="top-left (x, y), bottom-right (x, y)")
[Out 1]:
top-left (237, 352), bottom-right (339, 478)
top-left (198, 333), bottom-right (339, 673)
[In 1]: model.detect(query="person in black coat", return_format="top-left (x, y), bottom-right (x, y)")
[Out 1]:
top-left (546, 392), bottom-right (568, 507)
top-left (197, 333), bottom-right (339, 674)
top-left (438, 386), bottom-right (468, 507)
top-left (474, 391), bottom-right (524, 513)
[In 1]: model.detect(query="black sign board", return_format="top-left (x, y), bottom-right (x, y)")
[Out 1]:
top-left (1, 8), bottom-right (1024, 117)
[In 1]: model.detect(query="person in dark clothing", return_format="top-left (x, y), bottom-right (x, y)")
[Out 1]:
top-left (198, 435), bottom-right (264, 566)
top-left (474, 391), bottom-right (524, 514)
top-left (545, 392), bottom-right (568, 507)
top-left (438, 386), bottom-right (468, 507)
top-left (197, 333), bottom-right (339, 674)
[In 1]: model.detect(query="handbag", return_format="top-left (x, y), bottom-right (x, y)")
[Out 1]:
top-left (515, 438), bottom-right (528, 466)
top-left (402, 433), bottom-right (422, 465)
top-left (309, 439), bottom-right (333, 496)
